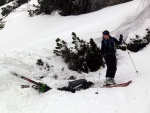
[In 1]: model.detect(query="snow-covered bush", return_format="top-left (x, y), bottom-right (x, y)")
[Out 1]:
top-left (0, 0), bottom-right (14, 6)
top-left (1, 0), bottom-right (28, 16)
top-left (117, 29), bottom-right (150, 52)
top-left (36, 59), bottom-right (51, 72)
top-left (28, 8), bottom-right (41, 17)
top-left (144, 28), bottom-right (150, 43)
top-left (36, 59), bottom-right (44, 66)
top-left (0, 20), bottom-right (5, 29)
top-left (53, 32), bottom-right (104, 73)
top-left (127, 35), bottom-right (149, 52)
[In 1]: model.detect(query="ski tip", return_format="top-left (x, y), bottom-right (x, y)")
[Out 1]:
top-left (10, 71), bottom-right (17, 76)
top-left (128, 80), bottom-right (132, 84)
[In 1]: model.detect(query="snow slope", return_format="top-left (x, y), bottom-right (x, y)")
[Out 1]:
top-left (0, 0), bottom-right (149, 113)
top-left (114, 5), bottom-right (150, 42)
top-left (0, 0), bottom-right (148, 52)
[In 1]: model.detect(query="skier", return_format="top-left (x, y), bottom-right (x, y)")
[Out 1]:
top-left (101, 30), bottom-right (123, 85)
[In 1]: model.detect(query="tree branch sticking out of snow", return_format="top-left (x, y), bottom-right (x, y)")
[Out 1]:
top-left (53, 32), bottom-right (105, 74)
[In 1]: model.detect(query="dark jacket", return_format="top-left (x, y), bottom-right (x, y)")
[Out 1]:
top-left (101, 36), bottom-right (122, 55)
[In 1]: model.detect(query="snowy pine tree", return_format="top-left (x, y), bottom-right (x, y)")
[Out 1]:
top-left (54, 32), bottom-right (104, 73)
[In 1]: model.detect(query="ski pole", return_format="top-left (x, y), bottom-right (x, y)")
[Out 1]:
top-left (123, 40), bottom-right (139, 74)
top-left (95, 67), bottom-right (101, 94)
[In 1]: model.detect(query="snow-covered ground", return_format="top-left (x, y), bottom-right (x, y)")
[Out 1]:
top-left (0, 0), bottom-right (150, 113)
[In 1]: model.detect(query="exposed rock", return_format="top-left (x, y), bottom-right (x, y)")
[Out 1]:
top-left (71, 0), bottom-right (132, 15)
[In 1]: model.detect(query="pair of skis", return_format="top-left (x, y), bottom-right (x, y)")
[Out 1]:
top-left (11, 72), bottom-right (51, 93)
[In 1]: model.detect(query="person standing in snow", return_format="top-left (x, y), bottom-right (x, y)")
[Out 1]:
top-left (101, 30), bottom-right (123, 85)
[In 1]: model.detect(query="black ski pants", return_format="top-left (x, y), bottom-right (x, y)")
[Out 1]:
top-left (104, 54), bottom-right (117, 78)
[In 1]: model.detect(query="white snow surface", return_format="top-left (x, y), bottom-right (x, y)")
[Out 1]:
top-left (0, 0), bottom-right (149, 113)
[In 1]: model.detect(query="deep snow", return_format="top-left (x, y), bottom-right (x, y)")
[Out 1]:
top-left (0, 0), bottom-right (149, 113)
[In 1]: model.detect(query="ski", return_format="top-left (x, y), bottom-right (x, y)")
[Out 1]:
top-left (100, 80), bottom-right (132, 88)
top-left (11, 72), bottom-right (51, 93)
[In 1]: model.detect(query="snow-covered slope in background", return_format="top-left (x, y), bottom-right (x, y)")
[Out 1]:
top-left (114, 5), bottom-right (150, 42)
top-left (0, 0), bottom-right (149, 113)
top-left (0, 0), bottom-right (149, 52)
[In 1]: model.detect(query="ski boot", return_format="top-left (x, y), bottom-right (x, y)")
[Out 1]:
top-left (110, 78), bottom-right (116, 85)
top-left (104, 77), bottom-right (114, 86)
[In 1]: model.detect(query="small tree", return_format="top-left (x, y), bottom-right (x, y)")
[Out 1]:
top-left (54, 32), bottom-right (104, 73)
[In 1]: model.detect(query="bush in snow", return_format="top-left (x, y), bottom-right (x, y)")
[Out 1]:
top-left (1, 0), bottom-right (28, 17)
top-left (53, 32), bottom-right (104, 73)
top-left (0, 0), bottom-right (6, 6)
top-left (127, 35), bottom-right (149, 52)
top-left (28, 8), bottom-right (41, 17)
top-left (36, 59), bottom-right (44, 66)
top-left (0, 0), bottom-right (14, 6)
top-left (117, 29), bottom-right (150, 52)
top-left (144, 28), bottom-right (150, 43)
top-left (0, 20), bottom-right (5, 30)
top-left (36, 59), bottom-right (51, 71)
